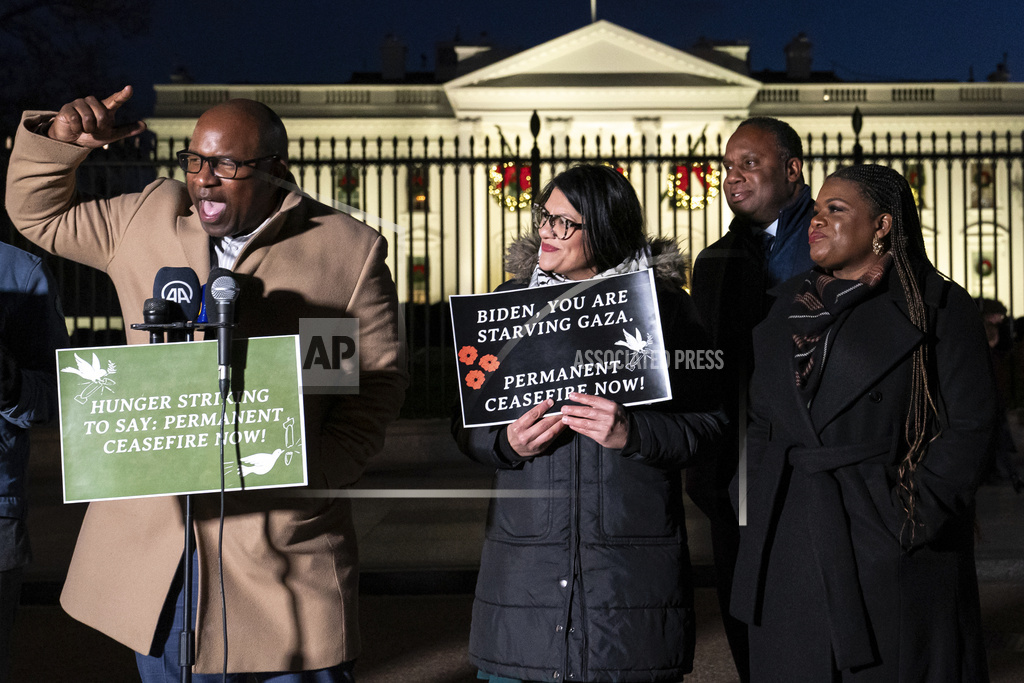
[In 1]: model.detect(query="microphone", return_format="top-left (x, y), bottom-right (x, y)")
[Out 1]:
top-left (153, 267), bottom-right (202, 341)
top-left (143, 298), bottom-right (169, 344)
top-left (207, 268), bottom-right (240, 397)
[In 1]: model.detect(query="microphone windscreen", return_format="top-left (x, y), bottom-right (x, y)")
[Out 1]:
top-left (208, 268), bottom-right (240, 304)
top-left (153, 267), bottom-right (202, 321)
top-left (143, 297), bottom-right (170, 324)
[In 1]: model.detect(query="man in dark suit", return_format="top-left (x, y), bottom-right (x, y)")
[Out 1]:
top-left (687, 116), bottom-right (815, 682)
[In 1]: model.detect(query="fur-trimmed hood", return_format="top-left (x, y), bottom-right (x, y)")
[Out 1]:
top-left (503, 232), bottom-right (690, 289)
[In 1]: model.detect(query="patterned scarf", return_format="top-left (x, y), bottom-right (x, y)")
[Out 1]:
top-left (528, 244), bottom-right (652, 288)
top-left (789, 254), bottom-right (892, 397)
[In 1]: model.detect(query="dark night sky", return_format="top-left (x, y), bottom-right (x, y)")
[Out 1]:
top-left (115, 0), bottom-right (1021, 113)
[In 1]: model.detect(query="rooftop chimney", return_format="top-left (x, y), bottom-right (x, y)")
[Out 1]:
top-left (987, 53), bottom-right (1010, 82)
top-left (785, 33), bottom-right (813, 81)
top-left (381, 34), bottom-right (407, 81)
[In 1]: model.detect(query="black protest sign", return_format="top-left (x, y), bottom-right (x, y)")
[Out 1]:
top-left (449, 269), bottom-right (671, 427)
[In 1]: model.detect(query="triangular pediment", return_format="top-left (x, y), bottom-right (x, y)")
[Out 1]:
top-left (446, 20), bottom-right (760, 90)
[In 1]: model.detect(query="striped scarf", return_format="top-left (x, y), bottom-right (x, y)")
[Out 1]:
top-left (528, 244), bottom-right (652, 288)
top-left (790, 254), bottom-right (892, 396)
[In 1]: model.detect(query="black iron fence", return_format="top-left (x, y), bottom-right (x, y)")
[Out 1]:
top-left (3, 122), bottom-right (1023, 416)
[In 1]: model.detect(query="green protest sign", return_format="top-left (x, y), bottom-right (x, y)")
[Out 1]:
top-left (57, 336), bottom-right (307, 503)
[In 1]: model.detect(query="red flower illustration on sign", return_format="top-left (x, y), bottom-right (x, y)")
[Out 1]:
top-left (458, 345), bottom-right (478, 366)
top-left (465, 370), bottom-right (486, 390)
top-left (479, 354), bottom-right (500, 372)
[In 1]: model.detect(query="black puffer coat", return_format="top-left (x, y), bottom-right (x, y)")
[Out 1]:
top-left (453, 236), bottom-right (725, 682)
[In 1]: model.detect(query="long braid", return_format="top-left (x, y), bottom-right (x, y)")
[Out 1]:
top-left (830, 165), bottom-right (940, 546)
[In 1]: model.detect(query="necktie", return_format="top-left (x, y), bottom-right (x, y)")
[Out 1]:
top-left (758, 230), bottom-right (775, 257)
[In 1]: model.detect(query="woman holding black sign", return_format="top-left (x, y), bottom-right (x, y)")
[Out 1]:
top-left (453, 164), bottom-right (724, 682)
top-left (732, 164), bottom-right (995, 680)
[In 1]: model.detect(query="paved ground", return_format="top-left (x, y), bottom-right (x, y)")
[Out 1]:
top-left (10, 418), bottom-right (1024, 682)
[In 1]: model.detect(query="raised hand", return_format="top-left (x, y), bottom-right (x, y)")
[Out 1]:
top-left (48, 86), bottom-right (147, 148)
top-left (506, 398), bottom-right (566, 458)
top-left (560, 392), bottom-right (630, 450)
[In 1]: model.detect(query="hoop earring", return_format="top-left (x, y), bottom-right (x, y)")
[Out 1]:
top-left (872, 235), bottom-right (886, 255)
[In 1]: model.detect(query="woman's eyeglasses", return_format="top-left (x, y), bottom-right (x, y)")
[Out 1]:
top-left (532, 204), bottom-right (585, 240)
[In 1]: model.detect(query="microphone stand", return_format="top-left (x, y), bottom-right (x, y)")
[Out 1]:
top-left (180, 320), bottom-right (195, 683)
top-left (132, 316), bottom-right (232, 683)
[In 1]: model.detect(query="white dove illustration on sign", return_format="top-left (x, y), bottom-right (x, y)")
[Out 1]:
top-left (238, 449), bottom-right (284, 476)
top-left (615, 327), bottom-right (654, 370)
top-left (224, 417), bottom-right (301, 479)
top-left (61, 352), bottom-right (117, 404)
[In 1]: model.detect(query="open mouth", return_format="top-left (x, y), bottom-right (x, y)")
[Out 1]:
top-left (198, 199), bottom-right (227, 223)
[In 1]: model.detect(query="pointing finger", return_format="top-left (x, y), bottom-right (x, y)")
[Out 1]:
top-left (102, 85), bottom-right (134, 111)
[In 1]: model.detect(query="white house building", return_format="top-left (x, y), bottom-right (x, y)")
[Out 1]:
top-left (147, 20), bottom-right (1024, 314)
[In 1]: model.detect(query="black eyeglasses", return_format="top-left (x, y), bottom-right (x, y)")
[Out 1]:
top-left (176, 151), bottom-right (278, 179)
top-left (532, 203), bottom-right (585, 240)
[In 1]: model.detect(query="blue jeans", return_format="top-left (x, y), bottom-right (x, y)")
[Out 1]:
top-left (136, 553), bottom-right (355, 682)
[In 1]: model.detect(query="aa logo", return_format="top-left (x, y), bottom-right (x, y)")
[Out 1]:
top-left (159, 280), bottom-right (195, 305)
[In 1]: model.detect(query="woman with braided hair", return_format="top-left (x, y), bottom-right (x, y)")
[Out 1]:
top-left (732, 164), bottom-right (996, 680)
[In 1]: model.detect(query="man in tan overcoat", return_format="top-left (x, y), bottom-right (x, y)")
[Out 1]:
top-left (4, 86), bottom-right (408, 681)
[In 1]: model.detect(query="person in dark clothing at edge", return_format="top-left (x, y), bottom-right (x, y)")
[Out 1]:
top-left (687, 116), bottom-right (815, 682)
top-left (453, 164), bottom-right (724, 682)
top-left (0, 243), bottom-right (67, 683)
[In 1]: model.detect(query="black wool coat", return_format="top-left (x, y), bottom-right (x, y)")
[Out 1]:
top-left (732, 268), bottom-right (996, 682)
top-left (453, 237), bottom-right (725, 682)
top-left (688, 184), bottom-right (816, 493)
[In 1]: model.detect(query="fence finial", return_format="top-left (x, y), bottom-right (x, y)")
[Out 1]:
top-left (530, 111), bottom-right (542, 195)
top-left (852, 106), bottom-right (864, 165)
